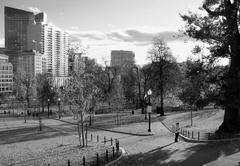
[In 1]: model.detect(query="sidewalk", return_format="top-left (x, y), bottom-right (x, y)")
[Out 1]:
top-left (55, 116), bottom-right (155, 136)
top-left (0, 118), bottom-right (39, 131)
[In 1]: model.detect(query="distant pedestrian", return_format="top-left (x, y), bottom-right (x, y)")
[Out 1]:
top-left (175, 122), bottom-right (180, 142)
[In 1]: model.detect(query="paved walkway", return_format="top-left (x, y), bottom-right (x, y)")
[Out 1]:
top-left (2, 116), bottom-right (240, 165)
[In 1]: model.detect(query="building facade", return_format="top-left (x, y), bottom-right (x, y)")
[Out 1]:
top-left (0, 54), bottom-right (13, 93)
top-left (110, 50), bottom-right (135, 68)
top-left (4, 6), bottom-right (69, 77)
top-left (5, 50), bottom-right (43, 76)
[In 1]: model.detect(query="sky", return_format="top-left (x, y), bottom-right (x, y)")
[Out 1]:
top-left (0, 0), bottom-right (204, 66)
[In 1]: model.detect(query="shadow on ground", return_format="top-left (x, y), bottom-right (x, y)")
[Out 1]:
top-left (0, 126), bottom-right (69, 145)
top-left (116, 141), bottom-right (240, 166)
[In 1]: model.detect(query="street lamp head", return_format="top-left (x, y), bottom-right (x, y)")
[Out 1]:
top-left (48, 99), bottom-right (50, 102)
top-left (58, 98), bottom-right (61, 102)
top-left (147, 89), bottom-right (152, 96)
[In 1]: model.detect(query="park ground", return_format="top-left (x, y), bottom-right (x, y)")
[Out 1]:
top-left (1, 108), bottom-right (240, 166)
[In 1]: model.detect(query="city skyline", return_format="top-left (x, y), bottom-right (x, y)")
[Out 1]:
top-left (0, 0), bottom-right (203, 65)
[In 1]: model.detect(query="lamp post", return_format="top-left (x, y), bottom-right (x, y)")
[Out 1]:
top-left (147, 89), bottom-right (152, 132)
top-left (47, 99), bottom-right (50, 118)
top-left (58, 98), bottom-right (61, 119)
top-left (144, 94), bottom-right (147, 119)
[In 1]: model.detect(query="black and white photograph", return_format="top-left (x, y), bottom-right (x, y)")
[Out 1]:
top-left (0, 0), bottom-right (240, 165)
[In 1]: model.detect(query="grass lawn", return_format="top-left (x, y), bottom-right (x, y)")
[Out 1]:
top-left (0, 120), bottom-right (116, 166)
top-left (161, 109), bottom-right (224, 133)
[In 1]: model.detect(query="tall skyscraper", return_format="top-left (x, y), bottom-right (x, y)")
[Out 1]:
top-left (4, 6), bottom-right (69, 77)
top-left (110, 50), bottom-right (135, 68)
top-left (4, 7), bottom-right (35, 51)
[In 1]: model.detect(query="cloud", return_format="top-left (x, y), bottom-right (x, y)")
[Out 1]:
top-left (107, 29), bottom-right (191, 44)
top-left (66, 27), bottom-right (197, 66)
top-left (71, 26), bottom-right (79, 30)
top-left (68, 27), bottom-right (191, 47)
top-left (27, 6), bottom-right (41, 13)
top-left (68, 30), bottom-right (106, 42)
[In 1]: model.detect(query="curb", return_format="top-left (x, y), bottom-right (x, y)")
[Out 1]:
top-left (105, 147), bottom-right (126, 166)
top-left (54, 118), bottom-right (154, 136)
top-left (159, 119), bottom-right (240, 144)
top-left (92, 126), bottom-right (154, 136)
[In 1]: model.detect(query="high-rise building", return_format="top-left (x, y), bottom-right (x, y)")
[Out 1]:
top-left (110, 50), bottom-right (135, 68)
top-left (4, 6), bottom-right (69, 77)
top-left (4, 7), bottom-right (35, 51)
top-left (0, 54), bottom-right (13, 93)
top-left (43, 25), bottom-right (69, 76)
top-left (5, 50), bottom-right (44, 76)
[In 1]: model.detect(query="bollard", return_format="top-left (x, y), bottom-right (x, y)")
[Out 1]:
top-left (104, 136), bottom-right (106, 144)
top-left (181, 128), bottom-right (182, 134)
top-left (83, 156), bottom-right (85, 166)
top-left (198, 131), bottom-right (200, 140)
top-left (106, 149), bottom-right (109, 162)
top-left (96, 152), bottom-right (99, 166)
top-left (48, 164), bottom-right (50, 166)
top-left (192, 131), bottom-right (194, 139)
top-left (208, 133), bottom-right (211, 140)
top-left (113, 147), bottom-right (115, 158)
top-left (188, 131), bottom-right (190, 138)
top-left (89, 116), bottom-right (92, 126)
top-left (111, 138), bottom-right (113, 146)
top-left (91, 134), bottom-right (93, 141)
top-left (115, 139), bottom-right (119, 153)
top-left (39, 117), bottom-right (42, 131)
top-left (97, 135), bottom-right (99, 142)
top-left (85, 133), bottom-right (87, 147)
top-left (67, 160), bottom-right (70, 166)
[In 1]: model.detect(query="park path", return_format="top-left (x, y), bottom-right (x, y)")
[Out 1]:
top-left (42, 118), bottom-right (175, 155)
top-left (2, 116), bottom-right (240, 165)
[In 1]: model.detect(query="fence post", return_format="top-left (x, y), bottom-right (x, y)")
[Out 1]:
top-left (97, 135), bottom-right (99, 142)
top-left (96, 152), bottom-right (99, 166)
top-left (91, 134), bottom-right (93, 141)
top-left (106, 149), bottom-right (109, 162)
top-left (192, 131), bottom-right (194, 139)
top-left (104, 136), bottom-right (106, 144)
top-left (67, 160), bottom-right (70, 166)
top-left (208, 133), bottom-right (211, 140)
top-left (116, 139), bottom-right (119, 154)
top-left (188, 131), bottom-right (190, 138)
top-left (198, 131), bottom-right (200, 140)
top-left (111, 138), bottom-right (113, 146)
top-left (113, 147), bottom-right (115, 158)
top-left (85, 124), bottom-right (88, 147)
top-left (39, 117), bottom-right (42, 131)
top-left (83, 156), bottom-right (85, 166)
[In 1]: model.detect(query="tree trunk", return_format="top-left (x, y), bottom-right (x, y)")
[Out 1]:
top-left (218, 35), bottom-right (240, 132)
top-left (42, 99), bottom-right (44, 113)
top-left (160, 64), bottom-right (164, 116)
top-left (160, 88), bottom-right (164, 116)
top-left (81, 113), bottom-right (85, 147)
top-left (77, 122), bottom-right (82, 146)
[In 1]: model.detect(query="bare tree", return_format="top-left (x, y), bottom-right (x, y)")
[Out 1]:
top-left (14, 67), bottom-right (35, 122)
top-left (65, 54), bottom-right (98, 147)
top-left (148, 37), bottom-right (177, 116)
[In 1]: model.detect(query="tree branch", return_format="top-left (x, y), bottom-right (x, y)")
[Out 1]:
top-left (203, 4), bottom-right (225, 16)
